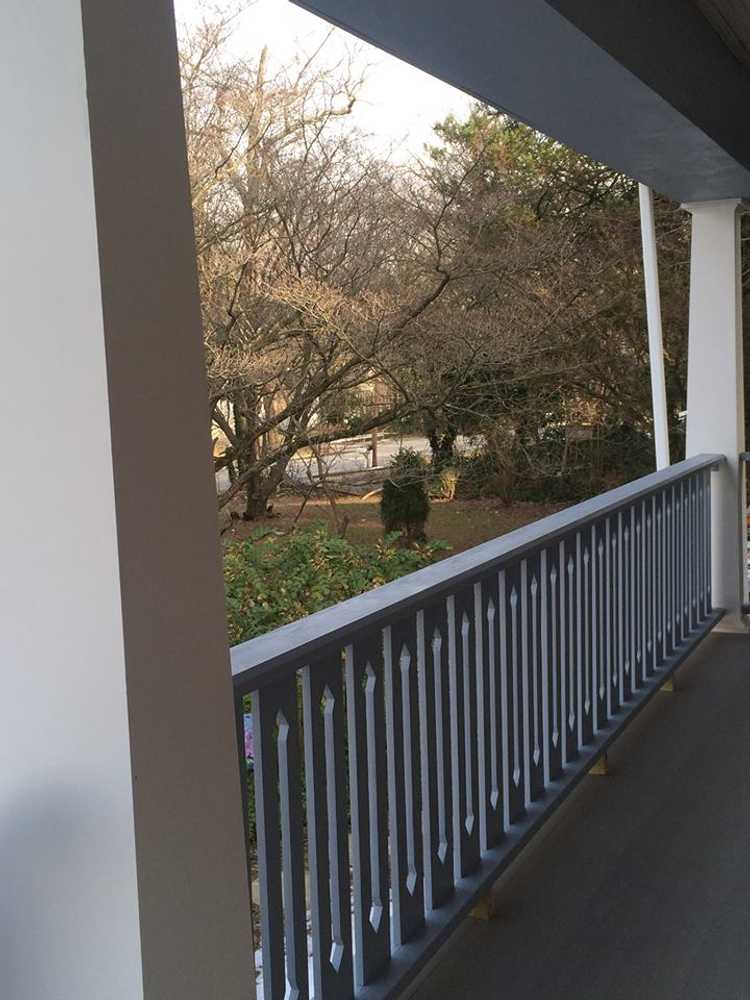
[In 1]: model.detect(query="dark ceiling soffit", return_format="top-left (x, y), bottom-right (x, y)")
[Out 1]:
top-left (694, 0), bottom-right (750, 70)
top-left (290, 0), bottom-right (750, 201)
top-left (547, 0), bottom-right (750, 174)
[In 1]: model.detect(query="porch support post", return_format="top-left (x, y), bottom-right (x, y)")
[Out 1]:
top-left (683, 199), bottom-right (747, 630)
top-left (0, 3), bottom-right (252, 999)
top-left (638, 184), bottom-right (671, 470)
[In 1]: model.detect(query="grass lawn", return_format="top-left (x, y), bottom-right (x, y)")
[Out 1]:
top-left (220, 493), bottom-right (568, 557)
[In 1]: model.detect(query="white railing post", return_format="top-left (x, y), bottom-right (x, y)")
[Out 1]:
top-left (683, 199), bottom-right (747, 628)
top-left (638, 184), bottom-right (671, 470)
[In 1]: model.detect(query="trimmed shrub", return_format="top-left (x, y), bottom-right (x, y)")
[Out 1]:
top-left (380, 448), bottom-right (431, 542)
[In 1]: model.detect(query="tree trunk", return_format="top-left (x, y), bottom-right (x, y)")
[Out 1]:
top-left (422, 408), bottom-right (459, 471)
top-left (231, 391), bottom-right (266, 519)
top-left (243, 474), bottom-right (267, 519)
top-left (427, 427), bottom-right (458, 471)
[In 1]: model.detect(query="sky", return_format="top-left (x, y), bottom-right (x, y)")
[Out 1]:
top-left (173, 0), bottom-right (473, 160)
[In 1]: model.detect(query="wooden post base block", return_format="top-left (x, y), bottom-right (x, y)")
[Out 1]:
top-left (589, 753), bottom-right (609, 776)
top-left (470, 893), bottom-right (497, 921)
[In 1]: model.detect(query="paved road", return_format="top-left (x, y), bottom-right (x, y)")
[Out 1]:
top-left (216, 434), bottom-right (472, 493)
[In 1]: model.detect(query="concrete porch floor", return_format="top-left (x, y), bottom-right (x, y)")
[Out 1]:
top-left (413, 632), bottom-right (750, 1000)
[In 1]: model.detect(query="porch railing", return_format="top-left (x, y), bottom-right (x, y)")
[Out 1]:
top-left (231, 454), bottom-right (723, 1000)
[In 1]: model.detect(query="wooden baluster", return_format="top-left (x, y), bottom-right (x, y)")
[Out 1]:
top-left (385, 620), bottom-right (425, 946)
top-left (476, 578), bottom-right (503, 850)
top-left (420, 603), bottom-right (455, 909)
top-left (253, 676), bottom-right (308, 1000)
top-left (346, 638), bottom-right (390, 987)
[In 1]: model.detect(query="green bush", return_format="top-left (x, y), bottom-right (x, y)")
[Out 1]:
top-left (380, 448), bottom-right (431, 542)
top-left (224, 523), bottom-right (448, 645)
top-left (456, 423), bottom-right (655, 503)
top-left (455, 448), bottom-right (514, 500)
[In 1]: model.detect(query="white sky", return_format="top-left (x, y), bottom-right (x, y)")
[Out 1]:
top-left (173, 0), bottom-right (473, 160)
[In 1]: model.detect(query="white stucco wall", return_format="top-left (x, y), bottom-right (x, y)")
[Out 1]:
top-left (0, 3), bottom-right (252, 997)
top-left (0, 3), bottom-right (143, 997)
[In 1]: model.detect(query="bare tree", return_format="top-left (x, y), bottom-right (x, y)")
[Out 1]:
top-left (181, 15), bottom-right (476, 516)
top-left (181, 12), bottom-right (654, 518)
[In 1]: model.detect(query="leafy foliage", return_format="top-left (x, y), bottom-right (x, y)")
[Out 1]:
top-left (380, 448), bottom-right (431, 541)
top-left (224, 524), bottom-right (448, 644)
top-left (184, 13), bottom-right (720, 519)
top-left (414, 109), bottom-right (692, 478)
top-left (456, 423), bottom-right (656, 503)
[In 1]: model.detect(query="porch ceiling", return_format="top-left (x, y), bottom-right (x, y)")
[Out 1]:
top-left (290, 0), bottom-right (750, 202)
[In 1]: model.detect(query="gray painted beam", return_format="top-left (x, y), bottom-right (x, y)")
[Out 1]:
top-left (289, 0), bottom-right (750, 201)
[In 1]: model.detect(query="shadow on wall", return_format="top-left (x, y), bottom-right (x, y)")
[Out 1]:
top-left (0, 782), bottom-right (143, 999)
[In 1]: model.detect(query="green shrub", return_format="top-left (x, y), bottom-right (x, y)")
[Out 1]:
top-left (456, 422), bottom-right (655, 503)
top-left (224, 523), bottom-right (448, 645)
top-left (455, 448), bottom-right (514, 500)
top-left (380, 448), bottom-right (431, 542)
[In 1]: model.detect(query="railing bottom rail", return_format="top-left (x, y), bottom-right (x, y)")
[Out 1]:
top-left (357, 607), bottom-right (723, 1000)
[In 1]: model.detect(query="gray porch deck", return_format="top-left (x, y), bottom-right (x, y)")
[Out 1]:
top-left (414, 631), bottom-right (750, 1000)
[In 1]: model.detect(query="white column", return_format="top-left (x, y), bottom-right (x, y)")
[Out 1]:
top-left (638, 184), bottom-right (670, 469)
top-left (684, 199), bottom-right (747, 630)
top-left (0, 3), bottom-right (252, 999)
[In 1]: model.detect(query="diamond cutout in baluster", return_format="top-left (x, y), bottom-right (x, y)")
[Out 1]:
top-left (432, 629), bottom-right (442, 660)
top-left (369, 903), bottom-right (383, 932)
top-left (330, 942), bottom-right (344, 971)
top-left (406, 868), bottom-right (417, 895)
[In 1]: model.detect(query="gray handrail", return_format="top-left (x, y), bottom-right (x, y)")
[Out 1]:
top-left (231, 454), bottom-right (722, 689)
top-left (236, 452), bottom-right (723, 1000)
